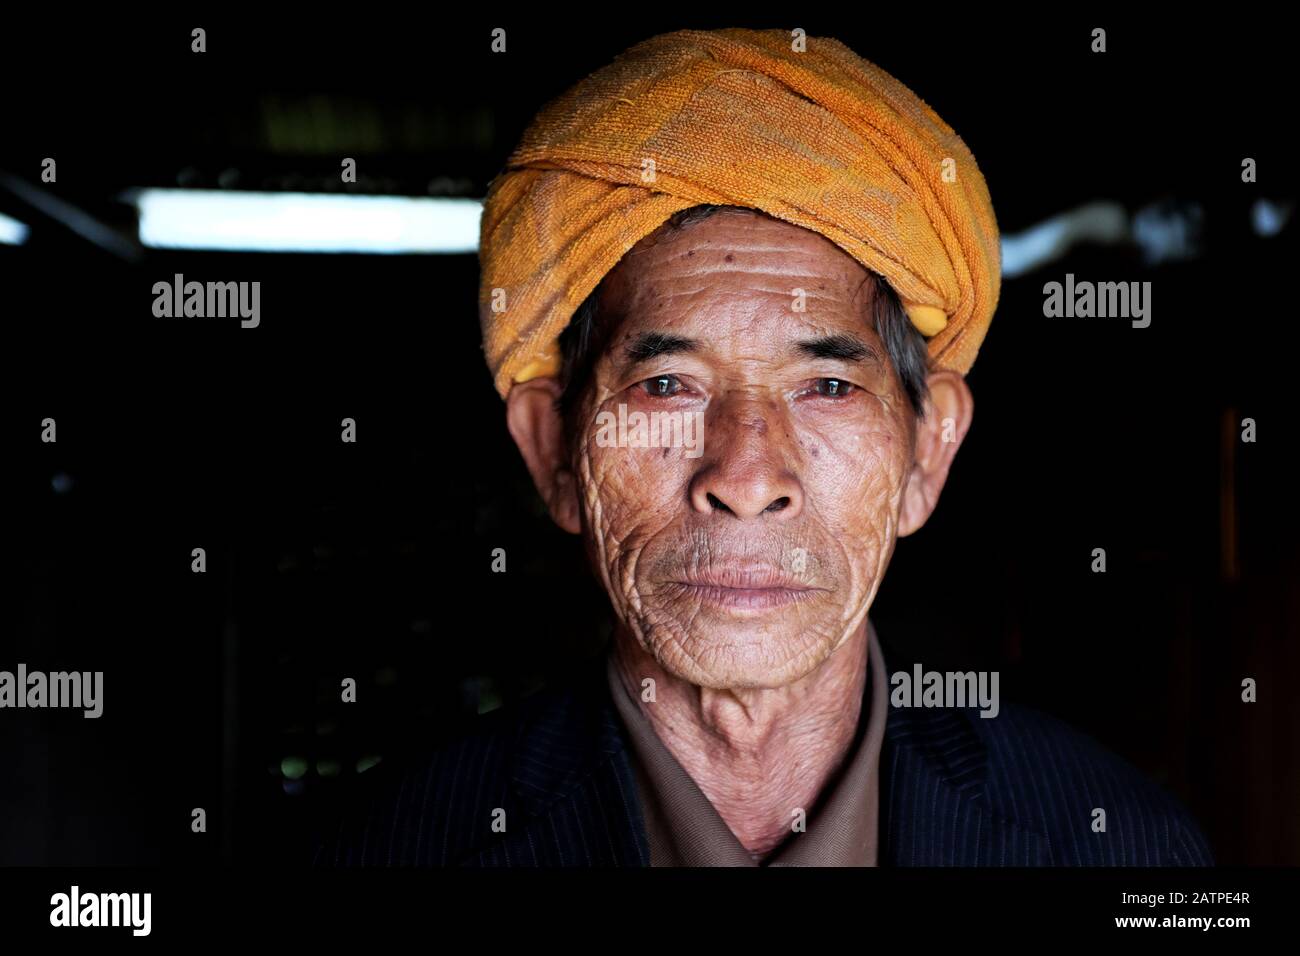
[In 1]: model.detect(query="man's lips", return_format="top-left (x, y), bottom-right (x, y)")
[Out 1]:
top-left (669, 568), bottom-right (825, 611)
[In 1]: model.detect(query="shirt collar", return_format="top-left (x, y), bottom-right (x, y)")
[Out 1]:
top-left (605, 621), bottom-right (890, 866)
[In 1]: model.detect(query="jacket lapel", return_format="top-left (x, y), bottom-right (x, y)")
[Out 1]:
top-left (880, 704), bottom-right (1047, 865)
top-left (463, 662), bottom-right (650, 867)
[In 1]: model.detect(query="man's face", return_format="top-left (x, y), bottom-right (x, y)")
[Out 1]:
top-left (568, 209), bottom-right (918, 690)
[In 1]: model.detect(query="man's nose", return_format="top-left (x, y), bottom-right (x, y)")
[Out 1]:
top-left (688, 399), bottom-right (804, 520)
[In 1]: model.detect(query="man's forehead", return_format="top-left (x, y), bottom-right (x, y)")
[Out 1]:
top-left (598, 210), bottom-right (879, 342)
top-left (602, 225), bottom-right (872, 337)
top-left (612, 209), bottom-right (868, 286)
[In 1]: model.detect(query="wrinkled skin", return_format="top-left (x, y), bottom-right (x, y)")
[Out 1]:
top-left (506, 208), bottom-right (973, 857)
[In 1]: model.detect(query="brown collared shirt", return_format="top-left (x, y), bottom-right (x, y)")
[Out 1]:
top-left (605, 623), bottom-right (889, 866)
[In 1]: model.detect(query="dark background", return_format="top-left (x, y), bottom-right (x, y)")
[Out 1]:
top-left (3, 11), bottom-right (1296, 867)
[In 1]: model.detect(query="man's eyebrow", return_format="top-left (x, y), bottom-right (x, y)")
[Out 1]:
top-left (622, 332), bottom-right (700, 365)
top-left (794, 334), bottom-right (879, 363)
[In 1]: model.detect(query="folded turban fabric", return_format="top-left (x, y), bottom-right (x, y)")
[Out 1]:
top-left (478, 27), bottom-right (1001, 399)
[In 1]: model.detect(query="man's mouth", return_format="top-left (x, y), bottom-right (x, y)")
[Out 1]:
top-left (670, 568), bottom-right (824, 612)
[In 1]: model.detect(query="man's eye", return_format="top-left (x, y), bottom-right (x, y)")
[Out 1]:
top-left (641, 374), bottom-right (684, 397)
top-left (813, 378), bottom-right (856, 398)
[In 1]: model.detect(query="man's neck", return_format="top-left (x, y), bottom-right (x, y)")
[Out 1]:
top-left (610, 621), bottom-right (870, 858)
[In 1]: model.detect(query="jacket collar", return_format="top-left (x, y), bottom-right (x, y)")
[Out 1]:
top-left (879, 703), bottom-right (1047, 865)
top-left (467, 655), bottom-right (1046, 866)
top-left (463, 657), bottom-right (649, 866)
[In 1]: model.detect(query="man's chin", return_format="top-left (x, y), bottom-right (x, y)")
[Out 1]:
top-left (643, 618), bottom-right (837, 690)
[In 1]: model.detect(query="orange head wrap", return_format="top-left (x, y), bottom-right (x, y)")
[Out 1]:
top-left (478, 27), bottom-right (1001, 399)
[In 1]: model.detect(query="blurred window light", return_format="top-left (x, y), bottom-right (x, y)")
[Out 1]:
top-left (1251, 198), bottom-right (1293, 237)
top-left (0, 212), bottom-right (30, 245)
top-left (1132, 199), bottom-right (1203, 265)
top-left (128, 189), bottom-right (482, 253)
top-left (1000, 202), bottom-right (1128, 279)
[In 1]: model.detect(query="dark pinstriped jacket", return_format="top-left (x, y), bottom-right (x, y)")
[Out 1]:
top-left (314, 655), bottom-right (1214, 867)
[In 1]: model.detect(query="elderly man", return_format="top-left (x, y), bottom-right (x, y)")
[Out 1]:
top-left (316, 28), bottom-right (1211, 866)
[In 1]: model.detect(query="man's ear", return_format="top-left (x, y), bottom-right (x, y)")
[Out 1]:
top-left (505, 377), bottom-right (582, 535)
top-left (898, 368), bottom-right (974, 537)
